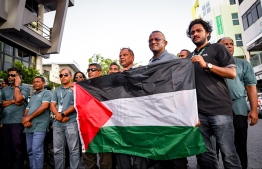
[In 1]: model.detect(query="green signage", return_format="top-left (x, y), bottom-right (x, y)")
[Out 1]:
top-left (216, 15), bottom-right (224, 35)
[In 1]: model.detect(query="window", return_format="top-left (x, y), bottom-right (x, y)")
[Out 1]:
top-left (235, 34), bottom-right (243, 46)
top-left (202, 1), bottom-right (211, 17)
top-left (257, 2), bottom-right (262, 18)
top-left (230, 0), bottom-right (236, 5)
top-left (241, 0), bottom-right (262, 30)
top-left (232, 13), bottom-right (239, 25)
top-left (4, 44), bottom-right (13, 55)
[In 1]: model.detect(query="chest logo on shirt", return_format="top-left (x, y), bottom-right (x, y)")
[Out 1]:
top-left (202, 54), bottom-right (208, 57)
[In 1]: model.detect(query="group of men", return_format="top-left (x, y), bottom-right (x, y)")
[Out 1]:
top-left (0, 18), bottom-right (258, 169)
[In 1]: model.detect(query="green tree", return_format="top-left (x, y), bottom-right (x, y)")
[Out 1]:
top-left (0, 61), bottom-right (41, 84)
top-left (88, 54), bottom-right (119, 75)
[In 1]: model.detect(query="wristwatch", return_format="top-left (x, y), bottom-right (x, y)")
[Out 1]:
top-left (14, 86), bottom-right (20, 89)
top-left (205, 62), bottom-right (213, 70)
top-left (61, 112), bottom-right (65, 117)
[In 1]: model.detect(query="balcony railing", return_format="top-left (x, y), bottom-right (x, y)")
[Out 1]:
top-left (24, 20), bottom-right (51, 41)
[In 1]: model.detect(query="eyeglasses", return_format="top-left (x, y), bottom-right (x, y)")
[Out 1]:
top-left (87, 68), bottom-right (100, 72)
top-left (148, 37), bottom-right (164, 43)
top-left (59, 73), bottom-right (69, 78)
top-left (75, 76), bottom-right (83, 78)
top-left (8, 74), bottom-right (16, 77)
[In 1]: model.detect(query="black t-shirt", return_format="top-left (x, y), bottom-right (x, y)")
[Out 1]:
top-left (189, 43), bottom-right (235, 116)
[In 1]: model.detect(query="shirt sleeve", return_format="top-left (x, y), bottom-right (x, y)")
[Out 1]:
top-left (51, 88), bottom-right (58, 103)
top-left (42, 90), bottom-right (52, 103)
top-left (216, 44), bottom-right (235, 67)
top-left (21, 85), bottom-right (30, 100)
top-left (243, 60), bottom-right (257, 86)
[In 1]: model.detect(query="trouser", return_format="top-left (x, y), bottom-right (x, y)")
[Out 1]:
top-left (148, 158), bottom-right (187, 169)
top-left (82, 152), bottom-right (112, 169)
top-left (115, 154), bottom-right (148, 169)
top-left (26, 132), bottom-right (46, 169)
top-left (233, 115), bottom-right (248, 169)
top-left (53, 122), bottom-right (80, 169)
top-left (0, 123), bottom-right (24, 169)
top-left (198, 114), bottom-right (241, 169)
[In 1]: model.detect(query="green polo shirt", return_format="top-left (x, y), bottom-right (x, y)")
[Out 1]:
top-left (51, 86), bottom-right (77, 127)
top-left (226, 58), bottom-right (257, 116)
top-left (1, 84), bottom-right (30, 124)
top-left (24, 89), bottom-right (52, 133)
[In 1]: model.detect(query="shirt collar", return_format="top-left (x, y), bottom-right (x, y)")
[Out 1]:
top-left (193, 43), bottom-right (210, 54)
top-left (149, 50), bottom-right (168, 63)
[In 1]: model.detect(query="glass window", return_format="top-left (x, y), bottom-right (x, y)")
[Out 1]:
top-left (4, 55), bottom-right (13, 71)
top-left (0, 54), bottom-right (3, 70)
top-left (247, 12), bottom-right (253, 26)
top-left (232, 13), bottom-right (239, 25)
top-left (0, 41), bottom-right (3, 52)
top-left (230, 0), bottom-right (236, 5)
top-left (4, 44), bottom-right (13, 55)
top-left (235, 34), bottom-right (243, 46)
top-left (31, 56), bottom-right (36, 64)
top-left (251, 5), bottom-right (258, 22)
top-left (257, 3), bottom-right (262, 18)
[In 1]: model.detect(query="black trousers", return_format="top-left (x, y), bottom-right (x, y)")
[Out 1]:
top-left (0, 123), bottom-right (25, 169)
top-left (233, 115), bottom-right (248, 169)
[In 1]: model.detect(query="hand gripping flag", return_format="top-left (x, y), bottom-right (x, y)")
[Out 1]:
top-left (75, 59), bottom-right (206, 160)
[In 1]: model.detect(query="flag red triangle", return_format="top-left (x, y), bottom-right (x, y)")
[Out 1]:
top-left (75, 84), bottom-right (113, 150)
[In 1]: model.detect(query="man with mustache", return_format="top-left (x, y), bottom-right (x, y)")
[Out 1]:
top-left (187, 19), bottom-right (241, 169)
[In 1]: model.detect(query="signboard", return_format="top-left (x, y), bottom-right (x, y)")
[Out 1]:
top-left (216, 15), bottom-right (224, 35)
top-left (49, 63), bottom-right (61, 84)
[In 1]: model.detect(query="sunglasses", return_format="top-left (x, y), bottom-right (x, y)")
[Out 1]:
top-left (87, 68), bottom-right (100, 72)
top-left (59, 73), bottom-right (69, 78)
top-left (148, 37), bottom-right (164, 43)
top-left (75, 76), bottom-right (83, 78)
top-left (8, 74), bottom-right (16, 77)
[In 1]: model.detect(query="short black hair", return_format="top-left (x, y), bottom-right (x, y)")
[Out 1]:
top-left (217, 37), bottom-right (234, 44)
top-left (7, 67), bottom-right (22, 76)
top-left (110, 62), bottom-right (120, 70)
top-left (120, 47), bottom-right (135, 56)
top-left (186, 18), bottom-right (213, 41)
top-left (180, 49), bottom-right (191, 55)
top-left (34, 76), bottom-right (45, 82)
top-left (89, 63), bottom-right (102, 71)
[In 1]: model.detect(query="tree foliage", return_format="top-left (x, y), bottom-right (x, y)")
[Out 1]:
top-left (0, 61), bottom-right (41, 84)
top-left (88, 54), bottom-right (120, 76)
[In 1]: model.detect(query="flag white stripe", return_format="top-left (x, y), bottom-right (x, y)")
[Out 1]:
top-left (103, 89), bottom-right (198, 127)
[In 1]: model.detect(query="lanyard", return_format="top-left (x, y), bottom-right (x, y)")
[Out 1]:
top-left (192, 47), bottom-right (207, 56)
top-left (60, 89), bottom-right (68, 105)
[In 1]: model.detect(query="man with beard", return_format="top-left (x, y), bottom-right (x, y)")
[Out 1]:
top-left (218, 37), bottom-right (258, 169)
top-left (50, 68), bottom-right (80, 169)
top-left (0, 67), bottom-right (30, 169)
top-left (187, 19), bottom-right (241, 169)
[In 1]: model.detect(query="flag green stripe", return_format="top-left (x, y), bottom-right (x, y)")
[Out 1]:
top-left (85, 126), bottom-right (206, 160)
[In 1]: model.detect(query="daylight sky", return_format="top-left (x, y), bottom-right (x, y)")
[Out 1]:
top-left (43, 0), bottom-right (196, 72)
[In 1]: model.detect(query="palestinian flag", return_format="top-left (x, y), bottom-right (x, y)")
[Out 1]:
top-left (75, 59), bottom-right (206, 160)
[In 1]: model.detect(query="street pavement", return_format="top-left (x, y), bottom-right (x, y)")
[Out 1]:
top-left (187, 118), bottom-right (262, 169)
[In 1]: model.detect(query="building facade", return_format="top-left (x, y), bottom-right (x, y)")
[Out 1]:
top-left (237, 0), bottom-right (262, 91)
top-left (0, 0), bottom-right (74, 74)
top-left (191, 0), bottom-right (245, 58)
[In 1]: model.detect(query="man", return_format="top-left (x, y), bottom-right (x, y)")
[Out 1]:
top-left (187, 19), bottom-right (241, 168)
top-left (148, 30), bottom-right (188, 169)
top-left (218, 37), bottom-right (258, 169)
top-left (0, 67), bottom-right (30, 169)
top-left (1, 79), bottom-right (9, 88)
top-left (108, 62), bottom-right (120, 74)
top-left (119, 47), bottom-right (135, 70)
top-left (82, 63), bottom-right (112, 169)
top-left (179, 49), bottom-right (191, 58)
top-left (22, 76), bottom-right (52, 169)
top-left (50, 68), bottom-right (80, 169)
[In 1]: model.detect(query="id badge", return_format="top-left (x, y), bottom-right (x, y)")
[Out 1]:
top-left (58, 105), bottom-right (63, 112)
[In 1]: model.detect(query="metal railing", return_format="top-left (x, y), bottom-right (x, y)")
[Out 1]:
top-left (24, 20), bottom-right (51, 41)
